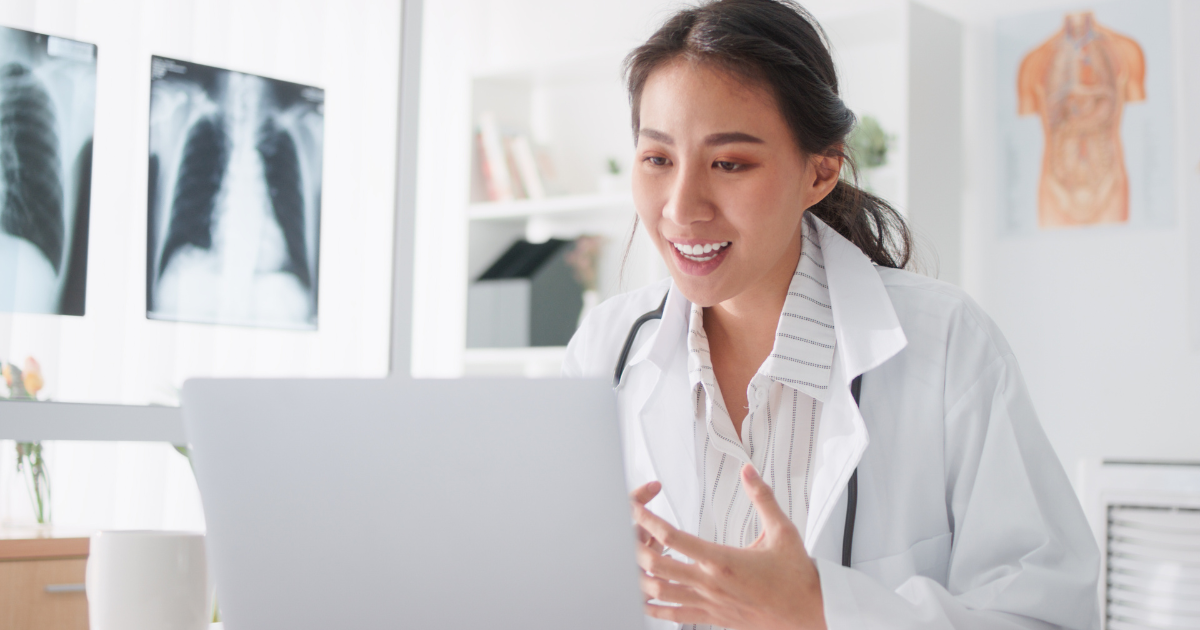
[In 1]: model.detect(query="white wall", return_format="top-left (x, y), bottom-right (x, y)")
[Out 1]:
top-left (952, 0), bottom-right (1200, 493)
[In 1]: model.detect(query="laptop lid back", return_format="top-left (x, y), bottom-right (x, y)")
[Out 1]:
top-left (182, 377), bottom-right (642, 629)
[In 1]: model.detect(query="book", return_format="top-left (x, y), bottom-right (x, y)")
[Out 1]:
top-left (477, 112), bottom-right (514, 201)
top-left (506, 135), bottom-right (545, 200)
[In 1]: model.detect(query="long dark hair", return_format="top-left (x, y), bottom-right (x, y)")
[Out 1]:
top-left (624, 0), bottom-right (912, 269)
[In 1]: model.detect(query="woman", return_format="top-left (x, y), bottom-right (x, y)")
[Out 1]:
top-left (562, 1), bottom-right (1100, 628)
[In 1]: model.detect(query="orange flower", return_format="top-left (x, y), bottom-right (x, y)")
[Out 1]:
top-left (23, 357), bottom-right (43, 397)
top-left (2, 363), bottom-right (11, 388)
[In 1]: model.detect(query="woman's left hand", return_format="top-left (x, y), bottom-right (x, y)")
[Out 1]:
top-left (633, 464), bottom-right (827, 630)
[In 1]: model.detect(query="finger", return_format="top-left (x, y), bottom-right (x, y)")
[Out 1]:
top-left (644, 603), bottom-right (720, 626)
top-left (741, 464), bottom-right (792, 536)
top-left (635, 524), bottom-right (664, 554)
top-left (633, 503), bottom-right (719, 561)
top-left (634, 539), bottom-right (707, 585)
top-left (640, 574), bottom-right (707, 607)
top-left (630, 480), bottom-right (662, 506)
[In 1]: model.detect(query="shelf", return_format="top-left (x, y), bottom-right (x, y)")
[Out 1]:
top-left (467, 192), bottom-right (633, 221)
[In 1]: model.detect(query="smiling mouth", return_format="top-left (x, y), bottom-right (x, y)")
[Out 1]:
top-left (671, 241), bottom-right (731, 262)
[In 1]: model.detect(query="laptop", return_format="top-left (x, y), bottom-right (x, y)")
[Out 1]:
top-left (182, 377), bottom-right (644, 629)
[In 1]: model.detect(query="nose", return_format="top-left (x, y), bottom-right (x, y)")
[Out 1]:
top-left (662, 160), bottom-right (714, 227)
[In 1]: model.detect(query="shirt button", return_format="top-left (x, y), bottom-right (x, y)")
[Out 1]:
top-left (756, 388), bottom-right (767, 402)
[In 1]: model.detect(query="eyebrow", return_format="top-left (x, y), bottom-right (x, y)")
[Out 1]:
top-left (637, 129), bottom-right (766, 146)
top-left (704, 131), bottom-right (765, 146)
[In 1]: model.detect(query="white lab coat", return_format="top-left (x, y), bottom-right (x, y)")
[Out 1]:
top-left (562, 216), bottom-right (1101, 629)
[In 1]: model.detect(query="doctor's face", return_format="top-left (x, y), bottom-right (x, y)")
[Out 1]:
top-left (632, 59), bottom-right (826, 308)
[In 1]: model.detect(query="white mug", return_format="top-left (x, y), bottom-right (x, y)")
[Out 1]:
top-left (86, 530), bottom-right (209, 630)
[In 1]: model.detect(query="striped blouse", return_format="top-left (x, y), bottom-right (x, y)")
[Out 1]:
top-left (686, 215), bottom-right (836, 571)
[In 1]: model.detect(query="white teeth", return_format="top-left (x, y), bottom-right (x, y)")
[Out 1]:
top-left (672, 241), bottom-right (730, 261)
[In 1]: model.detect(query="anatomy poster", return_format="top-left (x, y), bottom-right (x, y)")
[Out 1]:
top-left (996, 0), bottom-right (1173, 234)
top-left (147, 57), bottom-right (323, 329)
top-left (0, 26), bottom-right (96, 316)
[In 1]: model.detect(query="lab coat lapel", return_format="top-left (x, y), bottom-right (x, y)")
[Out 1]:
top-left (624, 285), bottom-right (702, 534)
top-left (802, 216), bottom-right (908, 548)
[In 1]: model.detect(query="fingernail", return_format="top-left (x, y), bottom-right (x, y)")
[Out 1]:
top-left (744, 465), bottom-right (759, 480)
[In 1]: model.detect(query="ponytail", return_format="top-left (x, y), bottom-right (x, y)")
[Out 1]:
top-left (809, 178), bottom-right (911, 269)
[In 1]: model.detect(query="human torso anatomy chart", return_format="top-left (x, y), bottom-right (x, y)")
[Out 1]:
top-left (1018, 11), bottom-right (1145, 228)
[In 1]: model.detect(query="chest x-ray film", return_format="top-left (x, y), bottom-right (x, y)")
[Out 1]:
top-left (0, 26), bottom-right (96, 316)
top-left (147, 57), bottom-right (323, 330)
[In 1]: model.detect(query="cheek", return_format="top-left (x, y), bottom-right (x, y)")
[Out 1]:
top-left (723, 181), bottom-right (795, 228)
top-left (719, 187), bottom-right (804, 255)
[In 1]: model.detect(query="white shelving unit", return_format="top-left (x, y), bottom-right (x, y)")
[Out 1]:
top-left (411, 32), bottom-right (666, 378)
top-left (461, 52), bottom-right (666, 376)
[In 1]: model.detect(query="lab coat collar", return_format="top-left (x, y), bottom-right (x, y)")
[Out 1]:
top-left (802, 213), bottom-right (907, 545)
top-left (620, 282), bottom-right (698, 533)
top-left (627, 279), bottom-right (689, 372)
top-left (814, 214), bottom-right (908, 380)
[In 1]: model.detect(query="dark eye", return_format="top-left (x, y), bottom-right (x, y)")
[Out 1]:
top-left (646, 156), bottom-right (669, 166)
top-left (714, 160), bottom-right (741, 172)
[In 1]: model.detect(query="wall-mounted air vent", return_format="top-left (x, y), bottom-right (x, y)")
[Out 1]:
top-left (1105, 505), bottom-right (1200, 628)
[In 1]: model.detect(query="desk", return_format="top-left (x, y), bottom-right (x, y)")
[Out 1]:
top-left (0, 530), bottom-right (90, 630)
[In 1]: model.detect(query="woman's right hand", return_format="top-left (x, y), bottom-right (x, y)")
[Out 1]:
top-left (631, 480), bottom-right (666, 592)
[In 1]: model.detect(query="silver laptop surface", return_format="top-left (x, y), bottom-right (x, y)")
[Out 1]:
top-left (182, 377), bottom-right (643, 629)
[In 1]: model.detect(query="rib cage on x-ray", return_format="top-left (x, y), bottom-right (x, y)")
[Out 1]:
top-left (147, 57), bottom-right (323, 329)
top-left (1, 63), bottom-right (64, 273)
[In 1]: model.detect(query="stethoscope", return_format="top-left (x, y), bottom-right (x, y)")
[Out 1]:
top-left (612, 290), bottom-right (860, 568)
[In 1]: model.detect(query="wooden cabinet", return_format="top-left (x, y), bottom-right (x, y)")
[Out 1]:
top-left (0, 537), bottom-right (90, 630)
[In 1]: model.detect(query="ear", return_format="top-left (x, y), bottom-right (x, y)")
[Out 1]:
top-left (805, 151), bottom-right (843, 208)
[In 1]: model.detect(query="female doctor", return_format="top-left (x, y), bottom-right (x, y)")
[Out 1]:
top-left (562, 1), bottom-right (1101, 628)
